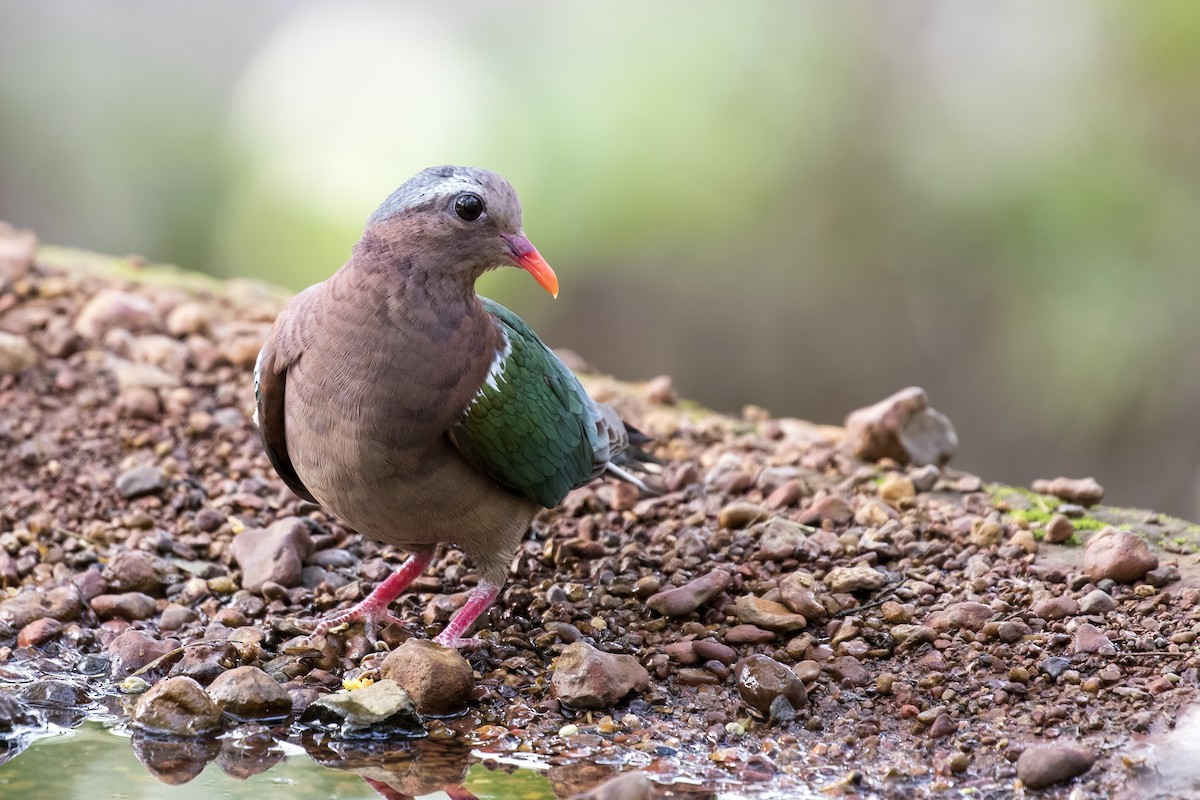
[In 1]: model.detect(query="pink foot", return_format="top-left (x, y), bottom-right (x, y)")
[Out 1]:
top-left (432, 580), bottom-right (501, 649)
top-left (311, 550), bottom-right (432, 640)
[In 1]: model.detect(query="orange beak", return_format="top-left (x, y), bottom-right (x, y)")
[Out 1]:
top-left (504, 234), bottom-right (558, 298)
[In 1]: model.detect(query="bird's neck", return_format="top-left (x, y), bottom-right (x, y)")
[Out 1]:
top-left (348, 231), bottom-right (482, 329)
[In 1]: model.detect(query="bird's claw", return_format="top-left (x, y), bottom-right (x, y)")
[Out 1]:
top-left (311, 605), bottom-right (404, 642)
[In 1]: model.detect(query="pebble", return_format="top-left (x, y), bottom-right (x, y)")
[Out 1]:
top-left (824, 565), bottom-right (887, 593)
top-left (828, 655), bottom-right (871, 687)
top-left (106, 630), bottom-right (179, 678)
top-left (1031, 477), bottom-right (1104, 507)
top-left (102, 550), bottom-right (175, 595)
top-left (551, 642), bottom-right (649, 709)
top-left (734, 655), bottom-right (807, 714)
top-left (718, 502), bottom-right (770, 530)
top-left (1083, 528), bottom-right (1158, 583)
top-left (1016, 745), bottom-right (1097, 789)
top-left (797, 494), bottom-right (853, 526)
top-left (645, 569), bottom-right (730, 617)
top-left (1044, 514), bottom-right (1075, 543)
top-left (733, 595), bottom-right (807, 633)
top-left (17, 618), bottom-right (62, 647)
top-left (753, 517), bottom-right (810, 561)
top-left (115, 465), bottom-right (167, 499)
top-left (231, 517), bottom-right (314, 592)
top-left (380, 639), bottom-right (473, 716)
top-left (91, 592), bottom-right (158, 621)
top-left (298, 679), bottom-right (424, 738)
top-left (74, 289), bottom-right (159, 339)
top-left (1079, 588), bottom-right (1116, 615)
top-left (692, 639), bottom-right (737, 665)
top-left (0, 694), bottom-right (35, 731)
top-left (1072, 623), bottom-right (1114, 654)
top-left (878, 474), bottom-right (916, 507)
top-left (843, 386), bottom-right (958, 466)
top-left (206, 666), bottom-right (292, 719)
top-left (724, 625), bottom-right (778, 644)
top-left (131, 676), bottom-right (222, 735)
top-left (1031, 594), bottom-right (1079, 621)
top-left (0, 332), bottom-right (37, 375)
top-left (926, 602), bottom-right (993, 632)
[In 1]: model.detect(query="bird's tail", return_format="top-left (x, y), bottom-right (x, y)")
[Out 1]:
top-left (606, 419), bottom-right (665, 495)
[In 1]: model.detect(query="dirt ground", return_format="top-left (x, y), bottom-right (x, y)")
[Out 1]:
top-left (1, 222), bottom-right (1199, 798)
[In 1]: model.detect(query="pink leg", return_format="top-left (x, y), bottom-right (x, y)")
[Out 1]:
top-left (433, 579), bottom-right (502, 649)
top-left (313, 549), bottom-right (433, 639)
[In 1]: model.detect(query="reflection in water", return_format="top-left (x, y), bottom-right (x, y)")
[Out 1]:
top-left (130, 733), bottom-right (223, 785)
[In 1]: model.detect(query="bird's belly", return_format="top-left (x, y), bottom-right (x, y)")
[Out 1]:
top-left (287, 410), bottom-right (536, 552)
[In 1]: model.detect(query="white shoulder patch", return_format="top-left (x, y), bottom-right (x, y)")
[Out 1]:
top-left (463, 331), bottom-right (511, 415)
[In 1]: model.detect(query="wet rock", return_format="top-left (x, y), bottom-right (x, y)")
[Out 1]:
top-left (380, 639), bottom-right (473, 716)
top-left (0, 695), bottom-right (36, 731)
top-left (663, 641), bottom-right (698, 664)
top-left (734, 654), bottom-right (807, 714)
top-left (17, 617), bottom-right (62, 647)
top-left (844, 386), bottom-right (958, 466)
top-left (91, 592), bottom-right (158, 621)
top-left (645, 569), bottom-right (730, 617)
top-left (569, 770), bottom-right (657, 800)
top-left (232, 517), bottom-right (314, 592)
top-left (824, 565), bottom-right (887, 593)
top-left (75, 289), bottom-right (160, 339)
top-left (115, 464), bottom-right (167, 499)
top-left (733, 595), bottom-right (807, 633)
top-left (20, 679), bottom-right (90, 708)
top-left (797, 494), bottom-right (853, 526)
top-left (551, 642), bottom-right (649, 709)
top-left (1016, 745), bottom-right (1096, 789)
top-left (927, 601), bottom-right (993, 632)
top-left (1083, 528), bottom-right (1158, 583)
top-left (132, 676), bottom-right (223, 735)
top-left (0, 591), bottom-right (50, 629)
top-left (0, 332), bottom-right (37, 375)
top-left (718, 502), bottom-right (769, 530)
top-left (207, 666), bottom-right (292, 720)
top-left (1031, 594), bottom-right (1079, 621)
top-left (753, 517), bottom-right (810, 561)
top-left (299, 679), bottom-right (424, 738)
top-left (102, 550), bottom-right (175, 595)
top-left (1079, 589), bottom-right (1116, 615)
top-left (1072, 623), bottom-right (1114, 654)
top-left (1031, 477), bottom-right (1104, 507)
top-left (1044, 514), bottom-right (1075, 544)
top-left (107, 630), bottom-right (180, 678)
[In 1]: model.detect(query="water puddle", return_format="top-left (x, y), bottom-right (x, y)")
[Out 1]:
top-left (0, 721), bottom-right (557, 800)
top-left (1121, 705), bottom-right (1200, 799)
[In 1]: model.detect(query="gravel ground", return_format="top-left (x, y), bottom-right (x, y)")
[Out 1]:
top-left (1, 222), bottom-right (1199, 798)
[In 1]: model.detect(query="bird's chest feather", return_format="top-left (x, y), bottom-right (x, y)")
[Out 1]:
top-left (285, 293), bottom-right (501, 491)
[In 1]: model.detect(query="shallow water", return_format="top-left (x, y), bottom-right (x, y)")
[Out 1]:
top-left (0, 722), bottom-right (557, 800)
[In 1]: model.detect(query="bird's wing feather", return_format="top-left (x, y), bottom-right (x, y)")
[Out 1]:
top-left (448, 298), bottom-right (613, 508)
top-left (254, 295), bottom-right (319, 504)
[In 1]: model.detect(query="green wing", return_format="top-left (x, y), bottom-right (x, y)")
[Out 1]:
top-left (448, 298), bottom-right (604, 508)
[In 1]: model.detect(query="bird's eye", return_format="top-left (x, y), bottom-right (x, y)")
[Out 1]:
top-left (454, 193), bottom-right (484, 222)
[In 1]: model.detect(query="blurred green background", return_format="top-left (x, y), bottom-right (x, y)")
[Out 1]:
top-left (1, 1), bottom-right (1198, 517)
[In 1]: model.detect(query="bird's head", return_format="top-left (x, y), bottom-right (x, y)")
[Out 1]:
top-left (364, 165), bottom-right (558, 298)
